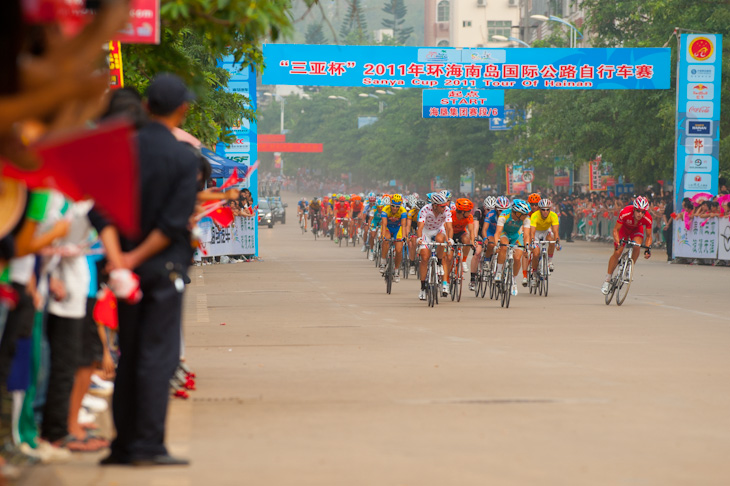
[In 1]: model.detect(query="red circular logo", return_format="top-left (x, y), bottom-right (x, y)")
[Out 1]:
top-left (689, 37), bottom-right (713, 61)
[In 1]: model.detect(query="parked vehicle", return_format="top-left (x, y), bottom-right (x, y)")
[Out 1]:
top-left (268, 197), bottom-right (287, 224)
top-left (258, 200), bottom-right (275, 228)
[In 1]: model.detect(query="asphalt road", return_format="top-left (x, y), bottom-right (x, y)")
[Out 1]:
top-left (29, 192), bottom-right (730, 486)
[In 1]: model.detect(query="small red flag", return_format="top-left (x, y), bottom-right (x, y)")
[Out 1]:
top-left (220, 168), bottom-right (241, 190)
top-left (93, 288), bottom-right (119, 331)
top-left (210, 206), bottom-right (234, 227)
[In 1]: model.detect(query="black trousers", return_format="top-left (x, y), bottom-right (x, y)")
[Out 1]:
top-left (564, 216), bottom-right (574, 240)
top-left (111, 274), bottom-right (182, 460)
top-left (0, 284), bottom-right (34, 388)
top-left (663, 228), bottom-right (673, 259)
top-left (41, 314), bottom-right (83, 442)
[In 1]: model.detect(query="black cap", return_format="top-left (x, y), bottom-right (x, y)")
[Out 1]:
top-left (147, 73), bottom-right (195, 115)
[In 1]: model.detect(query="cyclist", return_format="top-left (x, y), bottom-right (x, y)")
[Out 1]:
top-left (381, 194), bottom-right (408, 282)
top-left (367, 197), bottom-right (385, 261)
top-left (297, 198), bottom-right (309, 230)
top-left (360, 193), bottom-right (377, 251)
top-left (450, 198), bottom-right (475, 284)
top-left (333, 195), bottom-right (350, 244)
top-left (522, 193), bottom-right (542, 285)
top-left (493, 199), bottom-right (532, 297)
top-left (601, 196), bottom-right (653, 294)
top-left (406, 198), bottom-right (425, 274)
top-left (350, 194), bottom-right (364, 243)
top-left (482, 196), bottom-right (509, 263)
top-left (527, 193), bottom-right (541, 215)
top-left (308, 198), bottom-right (322, 234)
top-left (469, 196), bottom-right (494, 291)
top-left (416, 192), bottom-right (453, 300)
top-left (529, 198), bottom-right (560, 287)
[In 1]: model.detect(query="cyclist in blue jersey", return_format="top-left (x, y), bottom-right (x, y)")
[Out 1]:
top-left (493, 199), bottom-right (532, 296)
top-left (367, 197), bottom-right (385, 261)
top-left (297, 199), bottom-right (309, 231)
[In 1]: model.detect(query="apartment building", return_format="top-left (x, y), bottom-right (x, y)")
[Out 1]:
top-left (424, 0), bottom-right (521, 48)
top-left (520, 0), bottom-right (586, 47)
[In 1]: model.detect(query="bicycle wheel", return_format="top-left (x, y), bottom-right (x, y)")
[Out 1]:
top-left (500, 267), bottom-right (507, 308)
top-left (455, 256), bottom-right (463, 302)
top-left (615, 258), bottom-right (633, 306)
top-left (503, 262), bottom-right (513, 308)
top-left (604, 274), bottom-right (617, 305)
top-left (541, 255), bottom-right (549, 297)
top-left (480, 265), bottom-right (488, 298)
top-left (402, 249), bottom-right (410, 279)
top-left (489, 261), bottom-right (497, 300)
top-left (475, 266), bottom-right (483, 298)
top-left (385, 252), bottom-right (393, 295)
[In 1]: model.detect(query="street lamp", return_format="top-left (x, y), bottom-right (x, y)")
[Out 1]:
top-left (327, 95), bottom-right (351, 106)
top-left (530, 14), bottom-right (583, 48)
top-left (491, 35), bottom-right (531, 48)
top-left (263, 92), bottom-right (285, 134)
top-left (359, 93), bottom-right (384, 113)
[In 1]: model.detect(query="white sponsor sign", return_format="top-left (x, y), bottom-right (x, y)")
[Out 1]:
top-left (687, 65), bottom-right (715, 82)
top-left (684, 155), bottom-right (713, 172)
top-left (687, 83), bottom-right (714, 100)
top-left (195, 215), bottom-right (257, 258)
top-left (718, 218), bottom-right (730, 260)
top-left (686, 101), bottom-right (714, 118)
top-left (683, 173), bottom-right (712, 191)
top-left (673, 216), bottom-right (718, 259)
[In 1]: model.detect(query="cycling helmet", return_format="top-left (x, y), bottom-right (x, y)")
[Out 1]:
top-left (431, 192), bottom-right (448, 206)
top-left (375, 197), bottom-right (383, 206)
top-left (441, 190), bottom-right (452, 201)
top-left (339, 195), bottom-right (346, 202)
top-left (345, 195), bottom-right (351, 201)
top-left (391, 194), bottom-right (403, 206)
top-left (496, 196), bottom-right (511, 210)
top-left (368, 191), bottom-right (376, 199)
top-left (416, 199), bottom-right (426, 209)
top-left (512, 199), bottom-right (531, 215)
top-left (538, 198), bottom-right (552, 209)
top-left (633, 196), bottom-right (649, 210)
top-left (484, 196), bottom-right (497, 209)
top-left (359, 193), bottom-right (365, 198)
top-left (381, 195), bottom-right (391, 206)
top-left (331, 193), bottom-right (337, 199)
top-left (322, 196), bottom-right (329, 202)
top-left (426, 192), bottom-right (434, 203)
top-left (455, 198), bottom-right (474, 212)
top-left (368, 195), bottom-right (376, 202)
top-left (528, 193), bottom-right (541, 204)
top-left (352, 195), bottom-right (361, 202)
top-left (412, 192), bottom-right (420, 200)
top-left (407, 194), bottom-right (418, 207)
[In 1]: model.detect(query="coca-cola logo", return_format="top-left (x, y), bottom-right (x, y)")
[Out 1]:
top-left (688, 106), bottom-right (710, 114)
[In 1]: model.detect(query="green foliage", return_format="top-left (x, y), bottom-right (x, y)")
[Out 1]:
top-left (122, 0), bottom-right (320, 147)
top-left (381, 0), bottom-right (413, 45)
top-left (305, 22), bottom-right (328, 45)
top-left (339, 0), bottom-right (369, 44)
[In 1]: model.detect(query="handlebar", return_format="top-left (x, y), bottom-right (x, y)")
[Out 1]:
top-left (617, 239), bottom-right (651, 249)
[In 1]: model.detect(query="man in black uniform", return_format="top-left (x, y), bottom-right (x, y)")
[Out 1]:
top-left (102, 74), bottom-right (198, 466)
top-left (559, 197), bottom-right (575, 242)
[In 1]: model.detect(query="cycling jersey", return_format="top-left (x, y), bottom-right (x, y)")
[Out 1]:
top-left (297, 200), bottom-right (307, 210)
top-left (370, 206), bottom-right (384, 228)
top-left (382, 206), bottom-right (407, 227)
top-left (407, 208), bottom-right (419, 228)
top-left (351, 200), bottom-right (364, 213)
top-left (530, 210), bottom-right (559, 231)
top-left (309, 202), bottom-right (321, 213)
top-left (484, 209), bottom-right (499, 237)
top-left (418, 204), bottom-right (452, 232)
top-left (334, 201), bottom-right (350, 218)
top-left (497, 209), bottom-right (530, 245)
top-left (452, 212), bottom-right (473, 235)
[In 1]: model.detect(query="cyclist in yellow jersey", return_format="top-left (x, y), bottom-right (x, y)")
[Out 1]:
top-left (380, 194), bottom-right (408, 282)
top-left (529, 198), bottom-right (560, 281)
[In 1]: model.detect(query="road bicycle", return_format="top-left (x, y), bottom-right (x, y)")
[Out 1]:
top-left (528, 239), bottom-right (557, 297)
top-left (424, 241), bottom-right (449, 307)
top-left (299, 210), bottom-right (307, 234)
top-left (401, 243), bottom-right (410, 279)
top-left (311, 214), bottom-right (320, 240)
top-left (448, 243), bottom-right (470, 302)
top-left (605, 239), bottom-right (650, 306)
top-left (382, 238), bottom-right (404, 294)
top-left (494, 243), bottom-right (523, 309)
top-left (335, 218), bottom-right (350, 246)
top-left (474, 241), bottom-right (492, 299)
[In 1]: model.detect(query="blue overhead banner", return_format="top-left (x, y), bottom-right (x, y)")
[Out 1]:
top-left (422, 89), bottom-right (504, 118)
top-left (263, 44), bottom-right (671, 90)
top-left (674, 34), bottom-right (722, 214)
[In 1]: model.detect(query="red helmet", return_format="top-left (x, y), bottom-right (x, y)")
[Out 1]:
top-left (339, 195), bottom-right (346, 202)
top-left (527, 193), bottom-right (541, 204)
top-left (455, 198), bottom-right (474, 212)
top-left (633, 196), bottom-right (649, 210)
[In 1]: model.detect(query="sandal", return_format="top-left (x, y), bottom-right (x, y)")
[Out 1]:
top-left (54, 434), bottom-right (109, 453)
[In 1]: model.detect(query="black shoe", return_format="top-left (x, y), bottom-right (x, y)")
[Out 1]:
top-left (131, 454), bottom-right (190, 466)
top-left (100, 454), bottom-right (131, 466)
top-left (566, 239), bottom-right (574, 242)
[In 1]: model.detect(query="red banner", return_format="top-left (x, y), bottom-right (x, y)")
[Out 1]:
top-left (114, 0), bottom-right (160, 45)
top-left (108, 41), bottom-right (124, 90)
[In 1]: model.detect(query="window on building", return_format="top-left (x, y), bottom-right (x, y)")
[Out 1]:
top-left (437, 0), bottom-right (449, 22)
top-left (437, 39), bottom-right (450, 47)
top-left (463, 20), bottom-right (472, 27)
top-left (487, 20), bottom-right (512, 39)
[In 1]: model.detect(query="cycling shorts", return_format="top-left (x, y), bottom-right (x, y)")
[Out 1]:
top-left (385, 224), bottom-right (403, 240)
top-left (485, 224), bottom-right (497, 238)
top-left (534, 229), bottom-right (553, 242)
top-left (352, 210), bottom-right (361, 219)
top-left (618, 225), bottom-right (646, 242)
top-left (500, 231), bottom-right (524, 246)
top-left (418, 227), bottom-right (446, 251)
top-left (453, 231), bottom-right (467, 244)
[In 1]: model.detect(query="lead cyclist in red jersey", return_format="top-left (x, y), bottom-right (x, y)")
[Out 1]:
top-left (601, 196), bottom-right (652, 294)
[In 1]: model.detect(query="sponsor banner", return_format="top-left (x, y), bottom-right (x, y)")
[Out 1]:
top-left (674, 34), bottom-right (722, 249)
top-left (673, 216), bottom-right (718, 259)
top-left (718, 218), bottom-right (730, 261)
top-left (114, 0), bottom-right (160, 44)
top-left (459, 169), bottom-right (475, 194)
top-left (506, 164), bottom-right (532, 195)
top-left (589, 157), bottom-right (616, 191)
top-left (422, 89), bottom-right (504, 118)
top-left (217, 57), bottom-right (258, 255)
top-left (195, 216), bottom-right (257, 258)
top-left (554, 166), bottom-right (572, 187)
top-left (107, 41), bottom-right (124, 89)
top-left (263, 44), bottom-right (670, 90)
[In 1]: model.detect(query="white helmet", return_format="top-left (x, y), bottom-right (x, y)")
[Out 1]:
top-left (484, 196), bottom-right (497, 209)
top-left (431, 192), bottom-right (448, 205)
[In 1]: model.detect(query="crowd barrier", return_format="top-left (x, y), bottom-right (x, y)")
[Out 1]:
top-left (570, 211), bottom-right (667, 247)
